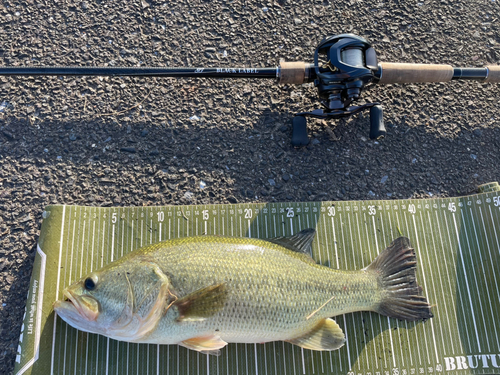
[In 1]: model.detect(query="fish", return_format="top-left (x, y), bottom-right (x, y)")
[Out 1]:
top-left (53, 229), bottom-right (432, 355)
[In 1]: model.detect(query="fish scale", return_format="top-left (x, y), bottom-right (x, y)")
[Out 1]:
top-left (120, 237), bottom-right (374, 342)
top-left (55, 231), bottom-right (432, 353)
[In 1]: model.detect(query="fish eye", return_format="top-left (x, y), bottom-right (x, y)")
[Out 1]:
top-left (84, 276), bottom-right (96, 291)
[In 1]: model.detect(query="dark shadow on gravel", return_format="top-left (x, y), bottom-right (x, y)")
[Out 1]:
top-left (0, 243), bottom-right (38, 374)
top-left (1, 114), bottom-right (499, 374)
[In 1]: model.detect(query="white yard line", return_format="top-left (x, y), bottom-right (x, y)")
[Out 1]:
top-left (348, 211), bottom-right (361, 371)
top-left (442, 211), bottom-right (472, 351)
top-left (355, 211), bottom-right (380, 371)
top-left (339, 213), bottom-right (351, 371)
top-left (403, 211), bottom-right (422, 366)
top-left (51, 204), bottom-right (66, 374)
top-left (415, 213), bottom-right (439, 364)
top-left (330, 216), bottom-right (342, 372)
top-left (395, 210), bottom-right (414, 367)
top-left (434, 209), bottom-right (460, 353)
top-left (322, 215), bottom-right (331, 268)
top-left (476, 207), bottom-right (500, 350)
top-left (371, 214), bottom-right (395, 369)
top-left (106, 209), bottom-right (113, 375)
top-left (75, 211), bottom-right (85, 375)
top-left (451, 212), bottom-right (481, 351)
top-left (463, 209), bottom-right (491, 351)
top-left (425, 211), bottom-right (451, 354)
top-left (488, 205), bottom-right (500, 257)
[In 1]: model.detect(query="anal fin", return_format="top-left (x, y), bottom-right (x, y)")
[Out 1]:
top-left (181, 335), bottom-right (228, 356)
top-left (286, 318), bottom-right (345, 351)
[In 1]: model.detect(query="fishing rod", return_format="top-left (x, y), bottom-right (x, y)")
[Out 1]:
top-left (0, 34), bottom-right (498, 146)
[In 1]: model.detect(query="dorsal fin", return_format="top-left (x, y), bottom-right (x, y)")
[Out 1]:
top-left (266, 228), bottom-right (316, 255)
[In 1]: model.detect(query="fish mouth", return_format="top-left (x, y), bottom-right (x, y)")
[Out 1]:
top-left (54, 289), bottom-right (99, 322)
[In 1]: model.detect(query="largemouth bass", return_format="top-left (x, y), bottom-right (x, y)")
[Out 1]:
top-left (54, 229), bottom-right (432, 354)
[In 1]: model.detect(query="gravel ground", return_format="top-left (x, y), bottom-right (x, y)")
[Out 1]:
top-left (1, 0), bottom-right (499, 373)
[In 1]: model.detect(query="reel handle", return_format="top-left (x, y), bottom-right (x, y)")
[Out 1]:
top-left (369, 105), bottom-right (386, 140)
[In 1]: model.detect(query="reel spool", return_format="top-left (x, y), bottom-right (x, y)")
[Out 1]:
top-left (292, 34), bottom-right (385, 146)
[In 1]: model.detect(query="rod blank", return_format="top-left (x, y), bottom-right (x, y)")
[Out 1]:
top-left (0, 66), bottom-right (278, 79)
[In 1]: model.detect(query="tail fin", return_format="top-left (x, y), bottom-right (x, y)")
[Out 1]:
top-left (366, 237), bottom-right (433, 321)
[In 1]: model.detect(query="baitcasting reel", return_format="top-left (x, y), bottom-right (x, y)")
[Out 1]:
top-left (0, 34), bottom-right (499, 146)
top-left (292, 34), bottom-right (384, 146)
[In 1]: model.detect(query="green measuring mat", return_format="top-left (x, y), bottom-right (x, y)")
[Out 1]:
top-left (14, 187), bottom-right (500, 375)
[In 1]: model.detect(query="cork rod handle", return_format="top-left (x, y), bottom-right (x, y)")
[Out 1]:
top-left (279, 61), bottom-right (308, 85)
top-left (485, 66), bottom-right (500, 83)
top-left (378, 62), bottom-right (454, 84)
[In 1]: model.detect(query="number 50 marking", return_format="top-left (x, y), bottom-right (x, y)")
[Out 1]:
top-left (494, 196), bottom-right (500, 207)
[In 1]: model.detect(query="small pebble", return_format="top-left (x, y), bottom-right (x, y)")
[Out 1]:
top-left (2, 130), bottom-right (14, 140)
top-left (121, 147), bottom-right (136, 153)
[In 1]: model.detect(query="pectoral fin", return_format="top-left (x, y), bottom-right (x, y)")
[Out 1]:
top-left (286, 318), bottom-right (345, 351)
top-left (174, 283), bottom-right (227, 322)
top-left (180, 335), bottom-right (228, 356)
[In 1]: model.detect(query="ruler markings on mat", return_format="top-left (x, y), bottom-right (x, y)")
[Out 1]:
top-left (13, 190), bottom-right (500, 375)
